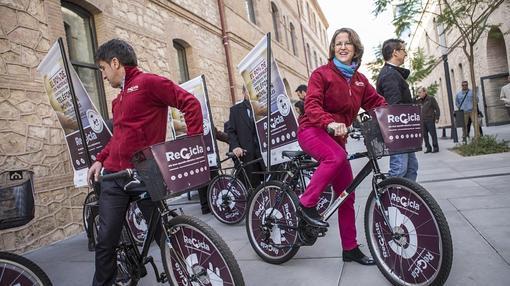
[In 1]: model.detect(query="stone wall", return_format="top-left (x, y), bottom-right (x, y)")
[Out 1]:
top-left (0, 0), bottom-right (328, 253)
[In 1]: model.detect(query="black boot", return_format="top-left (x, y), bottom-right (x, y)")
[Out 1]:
top-left (299, 203), bottom-right (329, 228)
top-left (342, 246), bottom-right (375, 265)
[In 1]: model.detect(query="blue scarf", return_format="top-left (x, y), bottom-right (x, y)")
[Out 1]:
top-left (333, 57), bottom-right (357, 79)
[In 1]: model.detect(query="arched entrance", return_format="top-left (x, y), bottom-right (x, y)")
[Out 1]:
top-left (482, 27), bottom-right (509, 125)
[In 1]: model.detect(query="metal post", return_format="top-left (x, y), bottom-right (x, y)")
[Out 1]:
top-left (266, 33), bottom-right (272, 173)
top-left (442, 54), bottom-right (458, 143)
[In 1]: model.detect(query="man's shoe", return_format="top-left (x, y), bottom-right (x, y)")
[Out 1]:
top-left (201, 207), bottom-right (211, 215)
top-left (424, 149), bottom-right (432, 153)
top-left (299, 203), bottom-right (329, 228)
top-left (432, 148), bottom-right (439, 153)
top-left (342, 246), bottom-right (375, 265)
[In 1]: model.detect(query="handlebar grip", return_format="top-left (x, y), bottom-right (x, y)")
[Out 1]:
top-left (327, 126), bottom-right (355, 135)
top-left (99, 169), bottom-right (133, 182)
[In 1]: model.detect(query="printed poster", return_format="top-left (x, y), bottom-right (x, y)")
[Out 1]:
top-left (237, 35), bottom-right (300, 166)
top-left (166, 76), bottom-right (218, 168)
top-left (37, 40), bottom-right (112, 187)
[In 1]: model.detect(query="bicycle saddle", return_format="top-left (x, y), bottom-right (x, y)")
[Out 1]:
top-left (282, 151), bottom-right (306, 159)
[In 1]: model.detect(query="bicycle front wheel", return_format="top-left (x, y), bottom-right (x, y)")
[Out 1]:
top-left (364, 177), bottom-right (453, 286)
top-left (0, 251), bottom-right (52, 286)
top-left (160, 215), bottom-right (245, 286)
top-left (207, 174), bottom-right (249, 224)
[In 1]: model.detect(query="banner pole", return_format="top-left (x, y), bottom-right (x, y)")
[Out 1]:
top-left (266, 33), bottom-right (271, 174)
top-left (201, 75), bottom-right (221, 170)
top-left (58, 37), bottom-right (92, 167)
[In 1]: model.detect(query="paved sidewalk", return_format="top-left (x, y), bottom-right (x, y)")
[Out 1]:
top-left (26, 125), bottom-right (510, 285)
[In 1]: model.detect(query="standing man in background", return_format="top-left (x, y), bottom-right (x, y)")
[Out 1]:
top-left (376, 38), bottom-right (418, 181)
top-left (416, 87), bottom-right (440, 153)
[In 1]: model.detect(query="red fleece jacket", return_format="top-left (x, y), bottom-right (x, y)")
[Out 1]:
top-left (299, 61), bottom-right (387, 144)
top-left (95, 66), bottom-right (203, 171)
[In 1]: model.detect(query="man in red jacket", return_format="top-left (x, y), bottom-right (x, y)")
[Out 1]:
top-left (87, 39), bottom-right (203, 286)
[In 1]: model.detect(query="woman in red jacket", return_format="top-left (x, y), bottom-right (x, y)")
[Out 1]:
top-left (298, 28), bottom-right (386, 265)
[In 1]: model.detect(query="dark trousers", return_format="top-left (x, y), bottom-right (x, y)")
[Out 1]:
top-left (93, 172), bottom-right (161, 286)
top-left (422, 120), bottom-right (438, 151)
top-left (467, 116), bottom-right (483, 137)
top-left (238, 154), bottom-right (263, 189)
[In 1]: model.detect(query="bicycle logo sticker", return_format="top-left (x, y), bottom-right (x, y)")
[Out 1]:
top-left (372, 185), bottom-right (441, 283)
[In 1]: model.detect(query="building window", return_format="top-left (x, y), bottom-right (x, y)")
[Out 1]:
top-left (306, 43), bottom-right (311, 70)
top-left (173, 40), bottom-right (190, 83)
top-left (312, 13), bottom-right (317, 33)
top-left (245, 0), bottom-right (256, 24)
top-left (313, 51), bottom-right (319, 68)
top-left (61, 2), bottom-right (107, 118)
top-left (290, 23), bottom-right (297, 56)
top-left (271, 2), bottom-right (280, 42)
top-left (306, 2), bottom-right (310, 23)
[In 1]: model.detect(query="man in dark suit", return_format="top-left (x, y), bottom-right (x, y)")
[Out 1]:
top-left (226, 86), bottom-right (263, 187)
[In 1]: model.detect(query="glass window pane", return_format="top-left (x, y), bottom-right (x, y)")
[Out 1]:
top-left (62, 6), bottom-right (95, 64)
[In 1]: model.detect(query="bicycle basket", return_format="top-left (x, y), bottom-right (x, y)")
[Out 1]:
top-left (0, 170), bottom-right (35, 230)
top-left (132, 135), bottom-right (210, 202)
top-left (361, 104), bottom-right (423, 157)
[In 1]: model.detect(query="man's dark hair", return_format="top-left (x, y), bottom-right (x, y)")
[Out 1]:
top-left (295, 84), bottom-right (307, 93)
top-left (381, 38), bottom-right (405, 61)
top-left (95, 39), bottom-right (138, 66)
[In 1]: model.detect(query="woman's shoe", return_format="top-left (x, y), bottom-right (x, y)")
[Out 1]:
top-left (342, 246), bottom-right (375, 265)
top-left (299, 203), bottom-right (329, 228)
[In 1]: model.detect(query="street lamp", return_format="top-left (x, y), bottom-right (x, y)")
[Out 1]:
top-left (437, 22), bottom-right (459, 143)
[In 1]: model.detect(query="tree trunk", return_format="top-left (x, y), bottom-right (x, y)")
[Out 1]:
top-left (468, 45), bottom-right (481, 140)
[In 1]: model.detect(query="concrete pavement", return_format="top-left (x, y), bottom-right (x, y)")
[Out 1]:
top-left (25, 125), bottom-right (510, 285)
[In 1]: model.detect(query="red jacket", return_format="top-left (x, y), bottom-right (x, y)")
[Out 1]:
top-left (95, 66), bottom-right (203, 171)
top-left (299, 61), bottom-right (387, 143)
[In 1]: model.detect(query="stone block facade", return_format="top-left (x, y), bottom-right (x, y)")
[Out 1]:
top-left (0, 0), bottom-right (328, 253)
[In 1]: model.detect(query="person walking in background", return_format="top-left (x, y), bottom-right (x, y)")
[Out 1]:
top-left (416, 87), bottom-right (440, 153)
top-left (298, 27), bottom-right (387, 265)
top-left (456, 80), bottom-right (482, 141)
top-left (376, 38), bottom-right (418, 181)
top-left (294, 84), bottom-right (307, 117)
top-left (500, 75), bottom-right (510, 116)
top-left (226, 86), bottom-right (264, 187)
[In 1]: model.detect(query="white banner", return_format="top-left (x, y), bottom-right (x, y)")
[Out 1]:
top-left (166, 75), bottom-right (218, 167)
top-left (237, 35), bottom-right (300, 166)
top-left (37, 40), bottom-right (112, 187)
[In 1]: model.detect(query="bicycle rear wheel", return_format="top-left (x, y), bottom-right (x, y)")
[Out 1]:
top-left (295, 171), bottom-right (335, 216)
top-left (246, 181), bottom-right (300, 264)
top-left (82, 191), bottom-right (98, 233)
top-left (207, 174), bottom-right (249, 224)
top-left (160, 215), bottom-right (245, 286)
top-left (0, 251), bottom-right (52, 286)
top-left (364, 177), bottom-right (453, 286)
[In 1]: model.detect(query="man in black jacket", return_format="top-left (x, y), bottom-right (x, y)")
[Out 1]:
top-left (376, 39), bottom-right (418, 181)
top-left (226, 86), bottom-right (263, 187)
top-left (417, 87), bottom-right (440, 153)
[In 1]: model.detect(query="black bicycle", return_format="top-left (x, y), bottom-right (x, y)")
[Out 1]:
top-left (245, 109), bottom-right (453, 286)
top-left (0, 170), bottom-right (52, 286)
top-left (93, 134), bottom-right (245, 286)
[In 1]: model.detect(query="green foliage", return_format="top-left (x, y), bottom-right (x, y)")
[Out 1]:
top-left (366, 44), bottom-right (384, 83)
top-left (427, 82), bottom-right (439, 96)
top-left (453, 135), bottom-right (510, 156)
top-left (408, 48), bottom-right (436, 85)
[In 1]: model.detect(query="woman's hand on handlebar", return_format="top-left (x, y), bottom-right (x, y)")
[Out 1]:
top-left (88, 161), bottom-right (102, 186)
top-left (327, 122), bottom-right (348, 138)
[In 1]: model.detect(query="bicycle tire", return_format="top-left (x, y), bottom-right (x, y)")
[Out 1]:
top-left (82, 191), bottom-right (98, 233)
top-left (246, 180), bottom-right (300, 264)
top-left (364, 177), bottom-right (453, 286)
top-left (0, 251), bottom-right (53, 286)
top-left (160, 215), bottom-right (245, 286)
top-left (207, 174), bottom-right (249, 225)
